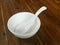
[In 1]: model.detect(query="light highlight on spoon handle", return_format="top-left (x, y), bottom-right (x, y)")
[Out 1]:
top-left (35, 6), bottom-right (47, 17)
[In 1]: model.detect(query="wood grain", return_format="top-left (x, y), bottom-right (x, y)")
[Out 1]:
top-left (0, 4), bottom-right (8, 45)
top-left (0, 0), bottom-right (60, 45)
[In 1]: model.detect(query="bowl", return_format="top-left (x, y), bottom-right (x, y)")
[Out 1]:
top-left (7, 12), bottom-right (41, 38)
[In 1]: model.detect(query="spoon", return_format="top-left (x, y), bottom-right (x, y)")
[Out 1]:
top-left (14, 6), bottom-right (47, 34)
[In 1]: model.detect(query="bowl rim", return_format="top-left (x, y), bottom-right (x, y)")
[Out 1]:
top-left (7, 12), bottom-right (41, 36)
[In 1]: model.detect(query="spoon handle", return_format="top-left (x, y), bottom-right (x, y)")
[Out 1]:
top-left (35, 6), bottom-right (47, 17)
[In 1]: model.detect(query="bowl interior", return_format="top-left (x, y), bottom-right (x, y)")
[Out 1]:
top-left (7, 12), bottom-right (41, 37)
top-left (7, 12), bottom-right (34, 32)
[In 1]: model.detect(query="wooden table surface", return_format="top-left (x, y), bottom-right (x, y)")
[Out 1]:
top-left (0, 0), bottom-right (60, 45)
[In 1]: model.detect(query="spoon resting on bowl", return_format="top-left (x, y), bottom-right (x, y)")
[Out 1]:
top-left (14, 6), bottom-right (47, 34)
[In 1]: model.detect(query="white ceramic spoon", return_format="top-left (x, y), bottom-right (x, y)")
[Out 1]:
top-left (14, 6), bottom-right (47, 34)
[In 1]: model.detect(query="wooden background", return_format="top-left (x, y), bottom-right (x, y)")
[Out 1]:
top-left (0, 0), bottom-right (60, 45)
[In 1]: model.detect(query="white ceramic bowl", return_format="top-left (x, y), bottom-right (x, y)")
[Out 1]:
top-left (7, 12), bottom-right (41, 38)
